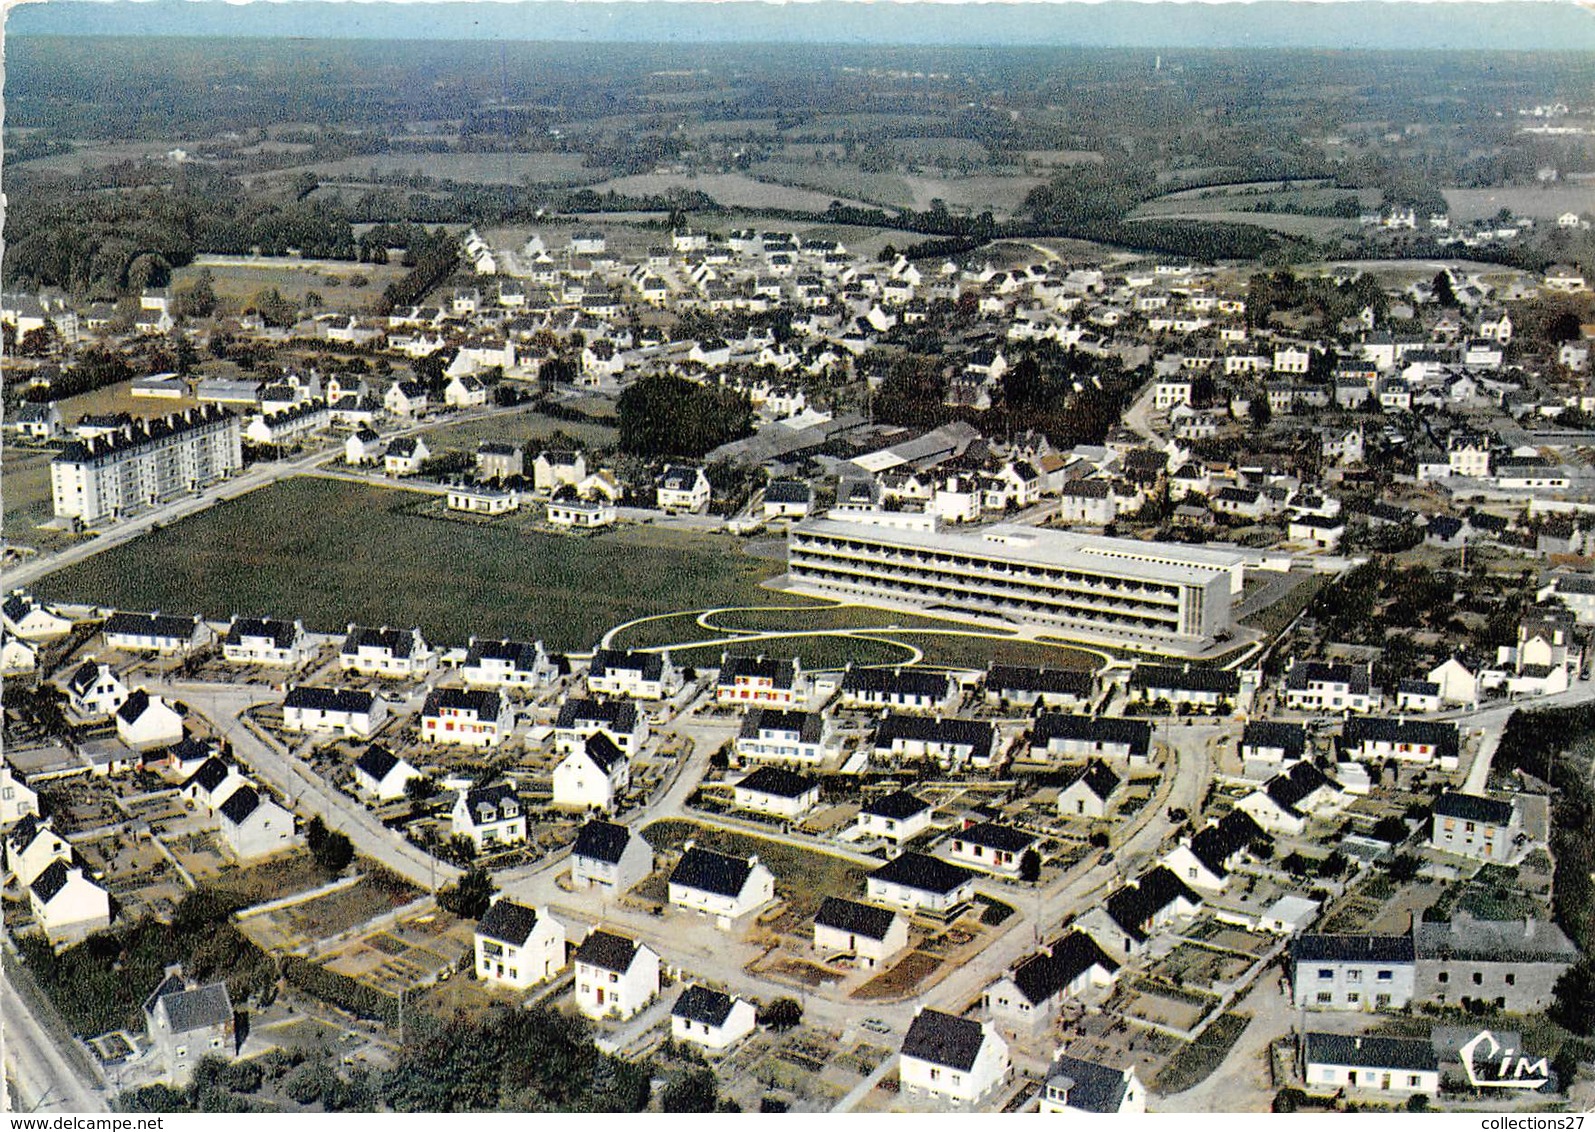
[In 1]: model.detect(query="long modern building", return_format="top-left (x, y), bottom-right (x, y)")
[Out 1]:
top-left (784, 514), bottom-right (1248, 650)
top-left (51, 406), bottom-right (242, 524)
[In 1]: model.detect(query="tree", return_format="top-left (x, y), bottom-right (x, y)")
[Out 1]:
top-left (1549, 958), bottom-right (1595, 1035)
top-left (1371, 816), bottom-right (1410, 844)
top-left (1272, 1087), bottom-right (1307, 1112)
top-left (1404, 1094), bottom-right (1430, 1112)
top-left (757, 998), bottom-right (803, 1031)
top-left (1431, 270), bottom-right (1458, 308)
top-left (661, 1069), bottom-right (719, 1113)
top-left (616, 374), bottom-right (752, 459)
top-left (306, 816), bottom-right (354, 874)
top-left (19, 324), bottom-right (57, 357)
top-left (251, 288), bottom-right (296, 328)
top-left (1019, 848), bottom-right (1041, 883)
top-left (437, 866), bottom-right (496, 920)
top-left (174, 269), bottom-right (217, 319)
top-left (403, 775), bottom-right (440, 802)
top-left (1385, 854), bottom-right (1421, 883)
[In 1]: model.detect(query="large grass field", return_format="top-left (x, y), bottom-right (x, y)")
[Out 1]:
top-left (31, 477), bottom-right (782, 651)
top-left (419, 406), bottom-right (618, 455)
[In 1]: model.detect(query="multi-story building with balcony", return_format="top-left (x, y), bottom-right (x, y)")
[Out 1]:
top-left (51, 406), bottom-right (242, 524)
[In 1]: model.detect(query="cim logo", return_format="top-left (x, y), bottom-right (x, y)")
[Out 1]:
top-left (1459, 1030), bottom-right (1551, 1090)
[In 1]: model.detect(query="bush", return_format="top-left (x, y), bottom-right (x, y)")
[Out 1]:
top-left (758, 997), bottom-right (803, 1031)
top-left (1405, 1093), bottom-right (1430, 1112)
top-left (1273, 1087), bottom-right (1307, 1113)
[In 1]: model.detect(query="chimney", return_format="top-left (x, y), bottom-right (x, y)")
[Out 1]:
top-left (1524, 918), bottom-right (1536, 940)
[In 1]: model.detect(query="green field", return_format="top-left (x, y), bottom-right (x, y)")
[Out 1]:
top-left (31, 477), bottom-right (782, 651)
top-left (666, 634), bottom-right (918, 671)
top-left (419, 406), bottom-right (619, 455)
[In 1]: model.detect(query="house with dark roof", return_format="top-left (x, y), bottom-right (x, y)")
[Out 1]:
top-left (1125, 663), bottom-right (1240, 709)
top-left (216, 783), bottom-right (295, 861)
top-left (29, 859), bottom-right (111, 944)
top-left (945, 821), bottom-right (1038, 878)
top-left (474, 898), bottom-right (567, 990)
top-left (839, 666), bottom-right (957, 712)
top-left (221, 616), bottom-right (309, 667)
top-left (282, 685), bottom-right (386, 738)
top-left (715, 653), bottom-right (808, 707)
top-left (1429, 792), bottom-right (1523, 862)
top-left (115, 689), bottom-right (185, 750)
top-left (1160, 809), bottom-right (1266, 891)
top-left (983, 664), bottom-right (1093, 709)
top-left (1237, 761), bottom-right (1346, 836)
top-left (63, 658), bottom-right (128, 719)
top-left (1030, 714), bottom-right (1151, 766)
top-left (1239, 720), bottom-right (1308, 767)
top-left (731, 766), bottom-right (820, 819)
top-left (867, 852), bottom-right (977, 916)
top-left (734, 708), bottom-right (836, 767)
top-left (1289, 934), bottom-right (1416, 1010)
top-left (855, 790), bottom-right (935, 843)
top-left (1414, 916), bottom-right (1578, 1013)
top-left (2, 590), bottom-right (73, 640)
top-left (462, 636), bottom-right (564, 689)
top-left (1303, 1033), bottom-right (1438, 1096)
top-left (103, 611), bottom-right (209, 655)
top-left (762, 478), bottom-right (813, 521)
top-left (1341, 717), bottom-right (1460, 770)
top-left (898, 1008), bottom-right (1011, 1109)
top-left (552, 733), bottom-right (631, 812)
top-left (420, 688), bottom-right (512, 749)
top-left (1078, 867), bottom-right (1201, 958)
top-left (450, 782), bottom-right (526, 851)
top-left (143, 965), bottom-right (235, 1082)
top-left (812, 896), bottom-right (908, 969)
top-left (587, 648), bottom-right (681, 700)
top-left (668, 843), bottom-right (776, 925)
top-left (574, 928), bottom-right (659, 1020)
top-left (6, 815), bottom-right (71, 888)
top-left (352, 744), bottom-right (422, 802)
top-left (873, 714), bottom-right (996, 770)
top-left (984, 931), bottom-right (1120, 1032)
top-left (180, 757), bottom-right (245, 812)
top-left (1056, 759), bottom-right (1122, 819)
top-left (571, 818), bottom-right (651, 894)
top-left (1283, 660), bottom-right (1380, 713)
top-left (670, 984), bottom-right (758, 1051)
top-left (339, 625), bottom-right (434, 679)
top-left (1040, 1053), bottom-right (1145, 1114)
top-left (655, 464), bottom-right (711, 513)
top-left (554, 698), bottom-right (646, 756)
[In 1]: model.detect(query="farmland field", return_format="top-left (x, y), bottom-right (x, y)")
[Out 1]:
top-left (1442, 184), bottom-right (1594, 221)
top-left (581, 171), bottom-right (878, 213)
top-left (30, 476), bottom-right (784, 651)
top-left (266, 151), bottom-right (601, 187)
top-left (173, 259), bottom-right (407, 312)
top-left (3, 448), bottom-right (60, 538)
top-left (1124, 210), bottom-right (1359, 239)
top-left (419, 405), bottom-right (619, 454)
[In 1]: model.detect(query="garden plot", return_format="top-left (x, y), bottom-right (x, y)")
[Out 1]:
top-left (319, 912), bottom-right (474, 997)
top-left (1120, 977), bottom-right (1221, 1034)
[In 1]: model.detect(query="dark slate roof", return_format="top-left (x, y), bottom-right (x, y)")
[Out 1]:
top-left (7, 814), bottom-right (45, 852)
top-left (841, 666), bottom-right (952, 699)
top-left (814, 896), bottom-right (898, 941)
top-left (1128, 663), bottom-right (1239, 696)
top-left (1290, 934), bottom-right (1415, 964)
top-left (672, 984), bottom-right (736, 1027)
top-left (1433, 791), bottom-right (1513, 825)
top-left (1010, 931), bottom-right (1120, 1006)
top-left (575, 929), bottom-right (640, 973)
top-left (986, 664), bottom-right (1092, 699)
top-left (1286, 661), bottom-right (1372, 693)
top-left (224, 617), bottom-right (298, 649)
top-left (874, 714), bottom-right (994, 754)
top-left (1241, 721), bottom-right (1307, 758)
top-left (591, 648), bottom-right (664, 682)
top-left (476, 899), bottom-right (541, 946)
top-left (355, 744), bottom-right (401, 782)
top-left (1046, 1054), bottom-right (1132, 1113)
top-left (1032, 714), bottom-right (1150, 759)
top-left (1413, 918), bottom-right (1578, 964)
top-left (30, 859), bottom-right (72, 903)
top-left (1342, 717), bottom-right (1458, 761)
top-left (67, 659), bottom-right (104, 696)
top-left (1398, 679), bottom-right (1440, 697)
top-left (465, 638), bottom-right (544, 672)
top-left (717, 654), bottom-right (797, 689)
top-left (869, 852), bottom-right (975, 896)
top-left (1064, 759), bottom-right (1121, 801)
top-left (104, 611), bottom-right (197, 641)
top-left (955, 821), bottom-right (1037, 854)
top-left (1188, 810), bottom-right (1265, 878)
top-left (736, 766), bottom-right (817, 799)
top-left (1105, 867), bottom-right (1200, 942)
top-left (764, 480), bottom-right (812, 505)
top-left (152, 982), bottom-right (234, 1035)
top-left (739, 708), bottom-right (823, 743)
top-left (671, 846), bottom-right (757, 898)
top-left (284, 686), bottom-right (375, 713)
top-left (572, 819), bottom-right (632, 865)
top-left (1304, 1033), bottom-right (1436, 1073)
top-left (861, 790), bottom-right (932, 821)
top-left (183, 757), bottom-right (233, 793)
top-left (422, 687), bottom-right (504, 719)
top-left (342, 625), bottom-right (418, 657)
top-left (116, 689), bottom-right (153, 724)
top-left (556, 698), bottom-right (638, 731)
top-left (218, 785), bottom-right (262, 825)
top-left (1265, 761), bottom-right (1339, 814)
top-left (583, 732), bottom-right (627, 773)
top-left (901, 1009), bottom-right (986, 1072)
top-left (463, 782), bottom-right (519, 822)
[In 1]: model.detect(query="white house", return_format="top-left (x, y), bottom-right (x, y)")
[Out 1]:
top-left (855, 790), bottom-right (935, 843)
top-left (715, 654), bottom-right (807, 707)
top-left (944, 821), bottom-right (1037, 878)
top-left (3, 591), bottom-right (73, 640)
top-left (282, 686), bottom-right (386, 739)
top-left (103, 611), bottom-right (209, 655)
top-left (554, 699), bottom-right (647, 757)
top-left (812, 896), bottom-right (909, 970)
top-left (731, 766), bottom-right (819, 820)
top-left (339, 625), bottom-right (434, 678)
top-left (1039, 1054), bottom-right (1145, 1114)
top-left (734, 709), bottom-right (835, 767)
top-left (29, 860), bottom-right (112, 944)
top-left (221, 617), bottom-right (310, 667)
top-left (573, 928), bottom-right (659, 1021)
top-left (547, 497), bottom-right (617, 529)
top-left (216, 784), bottom-right (295, 861)
top-left (670, 985), bottom-right (759, 1052)
top-left (462, 637), bottom-right (564, 690)
top-left (898, 1009), bottom-right (1011, 1110)
top-left (383, 436), bottom-right (430, 476)
top-left (668, 844), bottom-right (776, 926)
top-left (420, 688), bottom-right (512, 749)
top-left (352, 744), bottom-right (423, 802)
top-left (63, 659), bottom-right (129, 718)
top-left (1, 765), bottom-right (40, 828)
top-left (655, 464), bottom-right (711, 513)
top-left (866, 852), bottom-right (977, 915)
top-left (451, 782), bottom-right (526, 851)
top-left (1057, 760), bottom-right (1122, 819)
top-left (552, 735), bottom-right (631, 812)
top-left (587, 649), bottom-right (680, 700)
top-left (115, 690), bottom-right (185, 750)
top-left (475, 898), bottom-right (567, 990)
top-left (1302, 1033), bottom-right (1437, 1096)
top-left (570, 818), bottom-right (652, 895)
top-left (6, 816), bottom-right (72, 888)
top-left (984, 931), bottom-right (1120, 1033)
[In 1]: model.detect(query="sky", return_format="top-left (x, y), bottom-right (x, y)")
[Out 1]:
top-left (6, 0), bottom-right (1594, 50)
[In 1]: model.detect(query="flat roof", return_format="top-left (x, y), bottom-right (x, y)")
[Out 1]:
top-left (793, 518), bottom-right (1249, 589)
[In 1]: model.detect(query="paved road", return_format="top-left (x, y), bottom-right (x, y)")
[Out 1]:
top-left (2, 950), bottom-right (109, 1113)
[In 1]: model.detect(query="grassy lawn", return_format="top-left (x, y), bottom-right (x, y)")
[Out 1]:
top-left (666, 634), bottom-right (918, 671)
top-left (32, 476), bottom-right (782, 651)
top-left (3, 447), bottom-right (59, 535)
top-left (1151, 1012), bottom-right (1251, 1094)
top-left (901, 632), bottom-right (1101, 671)
top-left (419, 406), bottom-right (618, 454)
top-left (1240, 574), bottom-right (1326, 637)
top-left (641, 819), bottom-right (870, 920)
top-left (701, 603), bottom-right (959, 635)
